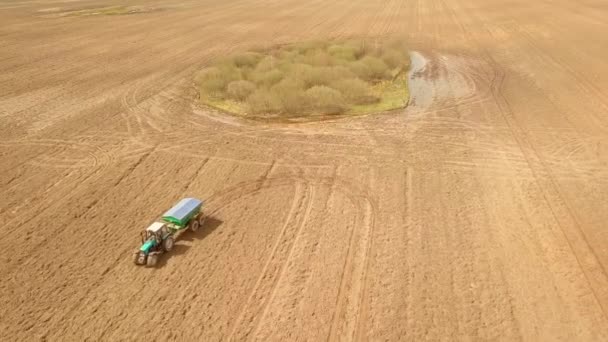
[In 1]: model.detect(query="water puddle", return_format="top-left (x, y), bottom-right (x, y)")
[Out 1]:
top-left (407, 51), bottom-right (482, 111)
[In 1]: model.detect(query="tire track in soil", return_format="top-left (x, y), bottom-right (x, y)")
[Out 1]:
top-left (90, 160), bottom-right (264, 339)
top-left (7, 0), bottom-right (319, 137)
top-left (0, 0), bottom-right (257, 90)
top-left (326, 170), bottom-right (358, 341)
top-left (403, 166), bottom-right (415, 336)
top-left (25, 149), bottom-right (214, 334)
top-left (458, 0), bottom-right (608, 317)
top-left (226, 181), bottom-right (305, 341)
top-left (0, 144), bottom-right (158, 275)
top-left (160, 176), bottom-right (290, 337)
top-left (326, 166), bottom-right (376, 341)
top-left (158, 164), bottom-right (310, 340)
top-left (0, 167), bottom-right (77, 219)
top-left (352, 167), bottom-right (377, 341)
top-left (516, 18), bottom-right (608, 131)
top-left (42, 154), bottom-right (227, 340)
top-left (458, 0), bottom-right (608, 320)
top-left (489, 56), bottom-right (608, 317)
top-left (249, 185), bottom-right (316, 340)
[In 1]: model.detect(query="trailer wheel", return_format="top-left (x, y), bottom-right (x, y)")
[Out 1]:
top-left (146, 254), bottom-right (158, 267)
top-left (163, 236), bottom-right (175, 252)
top-left (190, 219), bottom-right (199, 232)
top-left (198, 214), bottom-right (206, 226)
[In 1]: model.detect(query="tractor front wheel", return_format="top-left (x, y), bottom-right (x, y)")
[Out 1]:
top-left (133, 251), bottom-right (141, 265)
top-left (163, 236), bottom-right (175, 252)
top-left (146, 254), bottom-right (158, 267)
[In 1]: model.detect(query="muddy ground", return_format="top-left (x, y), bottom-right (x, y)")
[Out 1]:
top-left (1, 0), bottom-right (608, 340)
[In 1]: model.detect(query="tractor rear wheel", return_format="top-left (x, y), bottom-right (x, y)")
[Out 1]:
top-left (163, 236), bottom-right (175, 252)
top-left (133, 251), bottom-right (140, 265)
top-left (190, 219), bottom-right (199, 232)
top-left (146, 254), bottom-right (158, 267)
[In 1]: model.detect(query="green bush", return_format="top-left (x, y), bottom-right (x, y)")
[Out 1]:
top-left (297, 49), bottom-right (334, 66)
top-left (246, 89), bottom-right (282, 114)
top-left (381, 49), bottom-right (407, 69)
top-left (197, 66), bottom-right (242, 97)
top-left (304, 86), bottom-right (347, 114)
top-left (249, 69), bottom-right (284, 87)
top-left (343, 40), bottom-right (369, 59)
top-left (271, 78), bottom-right (307, 114)
top-left (327, 66), bottom-right (355, 80)
top-left (226, 80), bottom-right (257, 101)
top-left (196, 67), bottom-right (223, 94)
top-left (327, 44), bottom-right (357, 61)
top-left (386, 37), bottom-right (409, 52)
top-left (278, 49), bottom-right (299, 63)
top-left (347, 61), bottom-right (372, 81)
top-left (232, 52), bottom-right (263, 68)
top-left (330, 78), bottom-right (379, 105)
top-left (288, 63), bottom-right (335, 87)
top-left (360, 56), bottom-right (391, 80)
top-left (198, 38), bottom-right (410, 117)
top-left (382, 38), bottom-right (409, 67)
top-left (255, 56), bottom-right (277, 73)
top-left (304, 67), bottom-right (335, 87)
top-left (287, 63), bottom-right (314, 82)
top-left (286, 65), bottom-right (354, 88)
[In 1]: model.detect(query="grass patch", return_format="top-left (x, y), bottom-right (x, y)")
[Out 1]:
top-left (350, 72), bottom-right (409, 114)
top-left (196, 38), bottom-right (410, 120)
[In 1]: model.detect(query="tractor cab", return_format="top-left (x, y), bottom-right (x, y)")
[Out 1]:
top-left (142, 221), bottom-right (167, 244)
top-left (135, 221), bottom-right (175, 266)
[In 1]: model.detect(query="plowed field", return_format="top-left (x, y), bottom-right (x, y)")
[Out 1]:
top-left (1, 0), bottom-right (608, 340)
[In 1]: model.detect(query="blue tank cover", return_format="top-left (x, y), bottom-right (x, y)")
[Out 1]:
top-left (162, 198), bottom-right (203, 226)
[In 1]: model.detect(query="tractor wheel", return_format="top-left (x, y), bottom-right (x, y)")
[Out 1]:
top-left (146, 254), bottom-right (158, 267)
top-left (133, 251), bottom-right (140, 265)
top-left (163, 236), bottom-right (175, 252)
top-left (190, 219), bottom-right (199, 232)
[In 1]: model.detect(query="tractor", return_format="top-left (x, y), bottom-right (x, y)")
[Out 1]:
top-left (133, 197), bottom-right (205, 267)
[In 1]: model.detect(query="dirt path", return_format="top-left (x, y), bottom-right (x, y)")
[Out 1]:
top-left (1, 0), bottom-right (608, 340)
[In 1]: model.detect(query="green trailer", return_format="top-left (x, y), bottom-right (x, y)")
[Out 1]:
top-left (133, 198), bottom-right (205, 266)
top-left (162, 198), bottom-right (203, 227)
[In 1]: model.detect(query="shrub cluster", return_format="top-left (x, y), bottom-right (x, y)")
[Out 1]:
top-left (197, 39), bottom-right (409, 116)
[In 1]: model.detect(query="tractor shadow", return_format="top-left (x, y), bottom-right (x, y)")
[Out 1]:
top-left (156, 216), bottom-right (223, 267)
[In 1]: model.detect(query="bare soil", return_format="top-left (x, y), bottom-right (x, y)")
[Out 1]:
top-left (1, 0), bottom-right (608, 340)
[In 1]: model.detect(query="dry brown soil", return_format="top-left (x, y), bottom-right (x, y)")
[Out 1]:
top-left (1, 0), bottom-right (608, 340)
